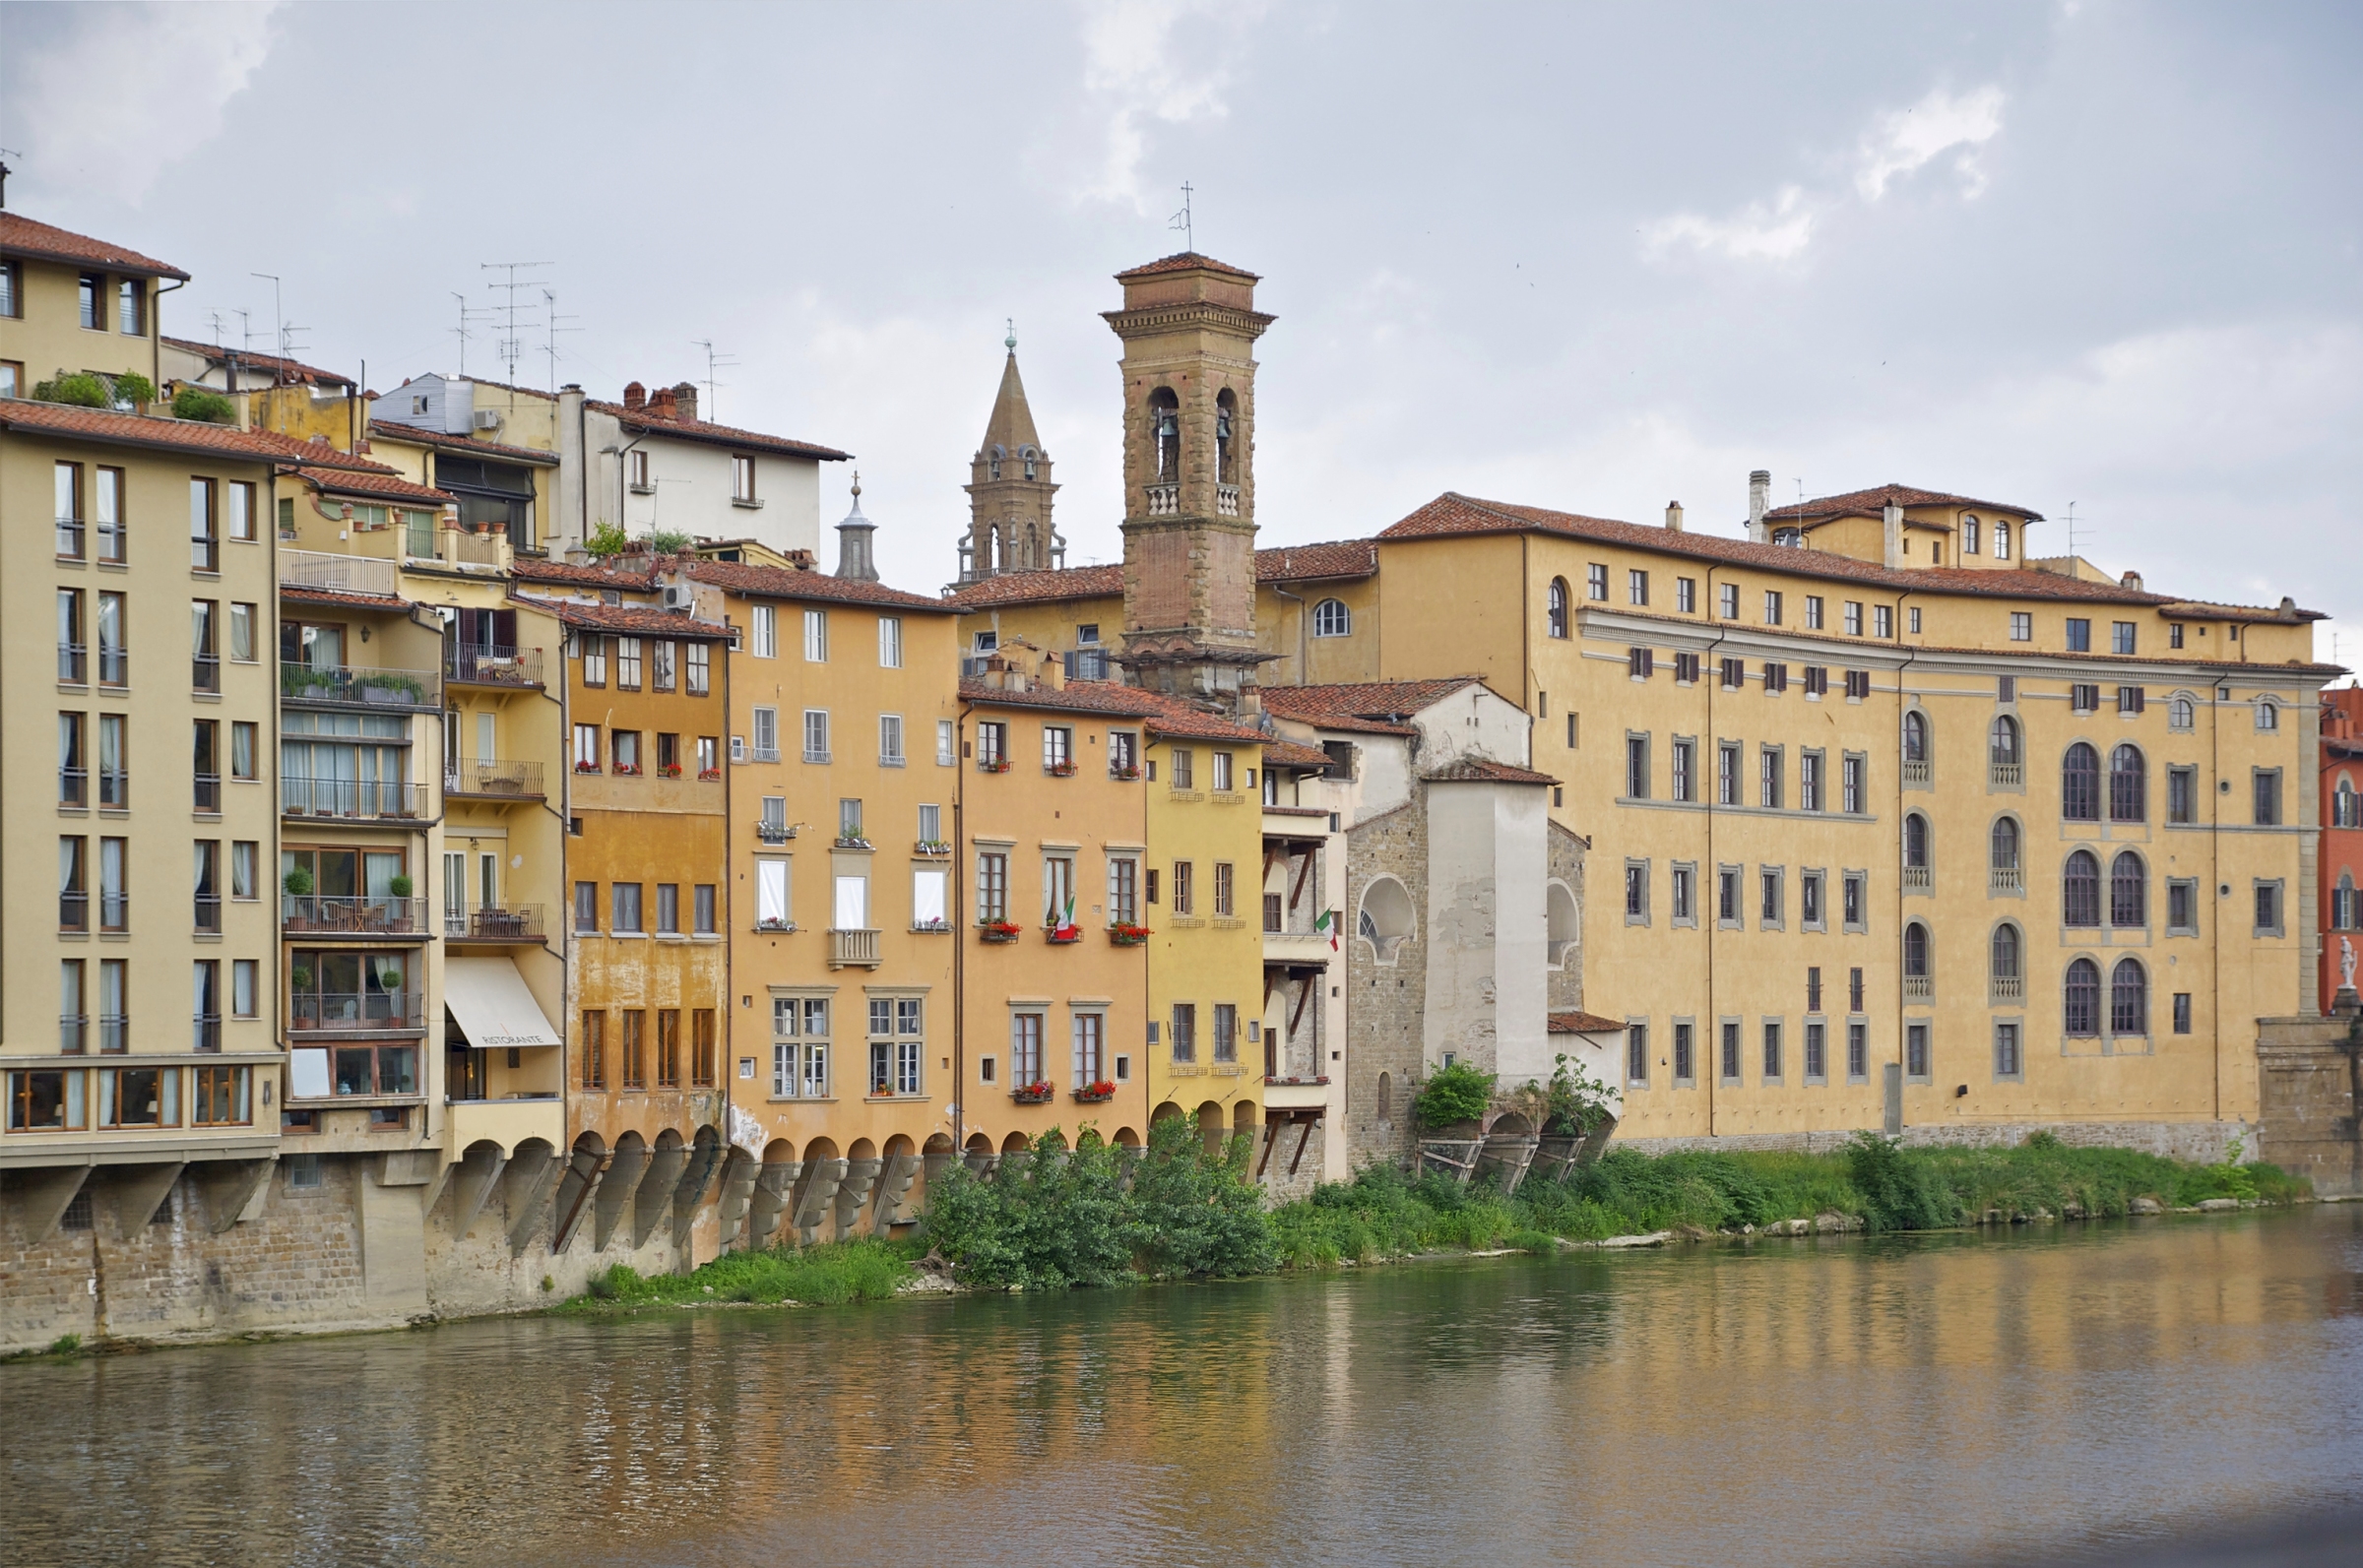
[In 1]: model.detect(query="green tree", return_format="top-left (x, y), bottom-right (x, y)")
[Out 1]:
top-left (1412, 1061), bottom-right (1495, 1128)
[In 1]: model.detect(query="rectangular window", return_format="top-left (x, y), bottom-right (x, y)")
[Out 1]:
top-left (1170, 1004), bottom-right (1196, 1063)
top-left (191, 599), bottom-right (221, 691)
top-left (802, 710), bottom-right (830, 764)
top-left (1109, 858), bottom-right (1139, 925)
top-left (610, 729), bottom-right (641, 775)
top-left (1843, 872), bottom-right (1867, 931)
top-left (1805, 1022), bottom-right (1827, 1081)
top-left (1173, 860), bottom-right (1194, 915)
top-left (755, 857), bottom-right (791, 929)
top-left (976, 850), bottom-right (1008, 922)
top-left (231, 840), bottom-right (257, 900)
top-left (1761, 1022), bottom-right (1782, 1082)
top-left (750, 605), bottom-right (776, 658)
top-left (1850, 967), bottom-right (1865, 1013)
top-left (1718, 742), bottom-right (1740, 806)
top-left (1805, 596), bottom-right (1824, 631)
top-left (2112, 621), bottom-right (2138, 656)
top-left (734, 455), bottom-right (757, 503)
top-left (686, 642), bottom-right (710, 695)
top-left (1800, 751), bottom-right (1823, 812)
top-left (2253, 770), bottom-right (2281, 826)
top-left (1759, 867), bottom-right (1782, 926)
top-left (1587, 563), bottom-right (1608, 600)
top-left (1627, 1023), bottom-right (1649, 1087)
top-left (1073, 1013), bottom-right (1105, 1089)
top-left (1671, 863), bottom-right (1694, 924)
top-left (1674, 652), bottom-right (1699, 684)
top-left (2010, 611), bottom-right (2032, 642)
top-left (1717, 865), bottom-right (1740, 927)
top-left (878, 616), bottom-right (903, 668)
top-left (1719, 583), bottom-right (1740, 619)
top-left (55, 461), bottom-right (84, 559)
top-left (693, 1009), bottom-right (718, 1088)
top-left (656, 1010), bottom-right (682, 1089)
top-left (803, 609), bottom-right (829, 661)
top-left (839, 797), bottom-right (864, 845)
top-left (95, 467), bottom-right (124, 563)
top-left (1845, 669), bottom-right (1871, 701)
top-left (1807, 967), bottom-right (1823, 1012)
top-left (1844, 601), bottom-right (1864, 637)
top-left (194, 841), bottom-right (221, 932)
top-left (228, 602), bottom-right (256, 662)
top-left (2118, 686), bottom-right (2145, 716)
top-left (1720, 1021), bottom-right (1741, 1083)
top-left (574, 881), bottom-right (598, 934)
top-left (96, 591), bottom-right (126, 686)
top-left (1625, 735), bottom-right (1649, 799)
top-left (1213, 1004), bottom-right (1238, 1064)
top-left (1625, 861), bottom-right (1649, 924)
top-left (695, 884), bottom-right (717, 934)
top-left (59, 712), bottom-right (86, 806)
top-left (2174, 993), bottom-right (2193, 1035)
top-left (615, 637), bottom-right (642, 691)
top-left (1843, 755), bottom-right (1866, 814)
top-left (582, 1011), bottom-right (607, 1090)
top-left (193, 720), bottom-right (220, 812)
top-left (2066, 617), bottom-right (2092, 653)
top-left (1172, 748), bottom-right (1195, 789)
top-left (2168, 767), bottom-right (2198, 825)
top-left (1670, 738), bottom-right (1694, 802)
top-left (581, 636), bottom-right (607, 687)
top-left (572, 724), bottom-right (602, 773)
top-left (1758, 746), bottom-right (1783, 809)
top-left (1214, 861), bottom-right (1236, 918)
top-left (652, 641), bottom-right (675, 692)
top-left (1629, 569), bottom-right (1649, 606)
top-left (1801, 870), bottom-right (1823, 928)
top-left (1906, 1024), bottom-right (1930, 1081)
top-left (1566, 714), bottom-right (1578, 749)
top-left (913, 865), bottom-right (948, 929)
top-left (1873, 605), bottom-right (1893, 639)
top-left (2254, 881), bottom-right (2282, 936)
top-left (1804, 665), bottom-right (1827, 697)
top-left (880, 715), bottom-right (905, 766)
top-left (1677, 578), bottom-right (1696, 614)
top-left (1908, 606), bottom-right (1922, 635)
top-left (1673, 1022), bottom-right (1694, 1083)
top-left (1762, 662), bottom-right (1786, 695)
top-left (1628, 646), bottom-right (1654, 679)
top-left (118, 277), bottom-right (143, 335)
top-left (1762, 590), bottom-right (1783, 626)
top-left (1848, 1022), bottom-right (1869, 1082)
top-left (79, 273), bottom-right (99, 330)
top-left (610, 882), bottom-right (644, 933)
top-left (1720, 657), bottom-right (1745, 691)
top-left (938, 719), bottom-right (957, 767)
top-left (656, 883), bottom-right (680, 935)
top-left (1994, 1022), bottom-right (2021, 1080)
top-left (620, 1011), bottom-right (648, 1090)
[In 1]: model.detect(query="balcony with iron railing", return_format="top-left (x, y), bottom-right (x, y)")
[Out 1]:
top-left (445, 904), bottom-right (546, 943)
top-left (56, 516), bottom-right (83, 559)
top-left (444, 759), bottom-right (545, 799)
top-left (280, 660), bottom-right (440, 710)
top-left (282, 896), bottom-right (428, 938)
top-left (99, 893), bottom-right (128, 932)
top-left (57, 642), bottom-right (85, 683)
top-left (60, 1014), bottom-right (86, 1054)
top-left (281, 778), bottom-right (429, 821)
top-left (445, 644), bottom-right (544, 688)
top-left (98, 1013), bottom-right (128, 1053)
top-left (828, 928), bottom-right (881, 969)
top-left (98, 769), bottom-right (127, 808)
top-left (288, 991), bottom-right (425, 1034)
top-left (279, 548), bottom-right (397, 598)
top-left (97, 645), bottom-right (126, 686)
top-left (59, 891), bottom-right (88, 932)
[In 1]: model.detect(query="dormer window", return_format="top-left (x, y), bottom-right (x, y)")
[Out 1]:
top-left (1772, 528), bottom-right (1802, 547)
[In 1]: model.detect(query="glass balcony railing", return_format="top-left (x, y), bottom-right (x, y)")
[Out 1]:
top-left (280, 662), bottom-right (439, 709)
top-left (288, 991), bottom-right (424, 1034)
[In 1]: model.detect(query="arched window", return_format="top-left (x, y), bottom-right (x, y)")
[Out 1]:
top-left (1903, 922), bottom-right (1932, 978)
top-left (1962, 516), bottom-right (1982, 555)
top-left (2109, 744), bottom-right (2146, 823)
top-left (2256, 699), bottom-right (2279, 732)
top-left (1990, 715), bottom-right (2020, 767)
top-left (2333, 871), bottom-right (2359, 931)
top-left (1214, 390), bottom-right (1236, 484)
top-left (1902, 710), bottom-right (1930, 764)
top-left (989, 442), bottom-right (1004, 480)
top-left (2110, 958), bottom-right (2148, 1036)
top-left (1311, 598), bottom-right (1353, 638)
top-left (1990, 816), bottom-right (2021, 876)
top-left (1990, 922), bottom-right (2021, 981)
top-left (2110, 850), bottom-right (2146, 928)
top-left (1358, 876), bottom-right (1416, 964)
top-left (1995, 520), bottom-right (2012, 559)
top-left (2064, 958), bottom-right (2101, 1035)
top-left (1148, 388), bottom-right (1181, 484)
top-left (2169, 695), bottom-right (2196, 731)
top-left (1376, 1071), bottom-right (1392, 1122)
top-left (1547, 577), bottom-right (1569, 640)
top-left (2062, 742), bottom-right (2100, 821)
top-left (2063, 849), bottom-right (2101, 927)
top-left (1021, 444), bottom-right (1039, 481)
top-left (1904, 813), bottom-right (1931, 869)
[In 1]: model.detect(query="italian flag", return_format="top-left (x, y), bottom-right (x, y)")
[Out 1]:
top-left (1314, 909), bottom-right (1338, 950)
top-left (1054, 891), bottom-right (1080, 941)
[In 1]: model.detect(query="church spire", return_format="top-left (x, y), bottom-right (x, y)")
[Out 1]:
top-left (959, 331), bottom-right (1061, 584)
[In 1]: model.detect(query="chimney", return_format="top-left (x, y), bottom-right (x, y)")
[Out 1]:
top-left (646, 386), bottom-right (677, 419)
top-left (1747, 470), bottom-right (1771, 543)
top-left (1040, 651), bottom-right (1066, 691)
top-left (1883, 500), bottom-right (1904, 570)
top-left (671, 381), bottom-right (699, 424)
top-left (622, 381), bottom-right (646, 412)
top-left (833, 472), bottom-right (879, 582)
top-left (1665, 500), bottom-right (1685, 533)
top-left (2121, 571), bottom-right (2144, 592)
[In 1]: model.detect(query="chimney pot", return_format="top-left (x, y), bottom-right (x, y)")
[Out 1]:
top-left (1665, 500), bottom-right (1685, 533)
top-left (622, 381), bottom-right (646, 411)
top-left (647, 387), bottom-right (676, 419)
top-left (672, 382), bottom-right (699, 423)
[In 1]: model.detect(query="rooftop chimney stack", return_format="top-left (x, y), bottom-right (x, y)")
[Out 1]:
top-left (671, 382), bottom-right (699, 424)
top-left (1665, 500), bottom-right (1685, 533)
top-left (622, 381), bottom-right (646, 412)
top-left (1883, 500), bottom-right (1904, 569)
top-left (1747, 470), bottom-right (1771, 544)
top-left (2122, 571), bottom-right (2144, 592)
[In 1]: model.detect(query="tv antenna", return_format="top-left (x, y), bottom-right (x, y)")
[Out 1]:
top-left (205, 309), bottom-right (229, 347)
top-left (692, 339), bottom-right (737, 422)
top-left (1170, 181), bottom-right (1194, 252)
top-left (480, 261), bottom-right (549, 387)
top-left (249, 272), bottom-right (307, 379)
top-left (542, 287), bottom-right (582, 392)
top-left (2064, 502), bottom-right (2079, 562)
top-left (448, 291), bottom-right (493, 377)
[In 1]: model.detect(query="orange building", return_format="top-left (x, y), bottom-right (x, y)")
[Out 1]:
top-left (2323, 686), bottom-right (2362, 1010)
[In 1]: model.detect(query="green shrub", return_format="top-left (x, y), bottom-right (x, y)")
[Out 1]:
top-left (35, 373), bottom-right (110, 408)
top-left (565, 1240), bottom-right (912, 1311)
top-left (585, 521), bottom-right (631, 557)
top-left (46, 1333), bottom-right (83, 1356)
top-left (1845, 1133), bottom-right (1961, 1231)
top-left (639, 529), bottom-right (692, 554)
top-left (172, 386), bottom-right (237, 423)
top-left (111, 373), bottom-right (155, 407)
top-left (1413, 1062), bottom-right (1495, 1128)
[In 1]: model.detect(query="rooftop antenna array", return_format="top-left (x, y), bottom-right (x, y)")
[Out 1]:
top-left (692, 339), bottom-right (737, 423)
top-left (1169, 181), bottom-right (1195, 253)
top-left (449, 291), bottom-right (494, 378)
top-left (249, 272), bottom-right (308, 381)
top-left (542, 288), bottom-right (582, 393)
top-left (480, 261), bottom-right (550, 388)
top-left (205, 309), bottom-right (229, 347)
top-left (2064, 502), bottom-right (2079, 563)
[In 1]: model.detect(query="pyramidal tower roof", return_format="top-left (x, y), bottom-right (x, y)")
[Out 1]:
top-left (979, 337), bottom-right (1043, 458)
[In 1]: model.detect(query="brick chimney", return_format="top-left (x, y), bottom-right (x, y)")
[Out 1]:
top-left (646, 386), bottom-right (677, 419)
top-left (671, 381), bottom-right (699, 424)
top-left (622, 381), bottom-right (646, 412)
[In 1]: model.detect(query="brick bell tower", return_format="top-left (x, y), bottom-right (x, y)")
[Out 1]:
top-left (1106, 252), bottom-right (1273, 700)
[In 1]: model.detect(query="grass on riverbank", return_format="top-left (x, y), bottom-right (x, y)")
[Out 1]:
top-left (1269, 1134), bottom-right (2310, 1265)
top-left (557, 1238), bottom-right (917, 1313)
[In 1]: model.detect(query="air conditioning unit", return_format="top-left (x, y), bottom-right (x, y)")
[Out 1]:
top-left (472, 409), bottom-right (503, 432)
top-left (660, 584), bottom-right (695, 612)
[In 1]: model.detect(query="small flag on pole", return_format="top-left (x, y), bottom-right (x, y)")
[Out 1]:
top-left (1054, 890), bottom-right (1079, 942)
top-left (1313, 909), bottom-right (1338, 950)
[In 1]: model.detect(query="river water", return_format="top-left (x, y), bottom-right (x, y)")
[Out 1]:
top-left (6, 1207), bottom-right (2361, 1568)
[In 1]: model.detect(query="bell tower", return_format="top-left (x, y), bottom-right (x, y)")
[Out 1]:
top-left (959, 326), bottom-right (1061, 583)
top-left (1106, 252), bottom-right (1272, 698)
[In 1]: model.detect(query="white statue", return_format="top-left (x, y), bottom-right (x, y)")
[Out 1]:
top-left (2342, 935), bottom-right (2358, 992)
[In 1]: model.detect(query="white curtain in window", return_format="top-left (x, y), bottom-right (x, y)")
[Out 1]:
top-left (833, 875), bottom-right (867, 929)
top-left (756, 858), bottom-right (789, 926)
top-left (912, 868), bottom-right (946, 927)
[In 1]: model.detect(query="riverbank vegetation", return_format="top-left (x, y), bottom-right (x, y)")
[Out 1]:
top-left (556, 1129), bottom-right (2308, 1312)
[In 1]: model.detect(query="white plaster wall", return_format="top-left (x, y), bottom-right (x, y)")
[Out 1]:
top-left (1348, 734), bottom-right (1414, 822)
top-left (1422, 784), bottom-right (1501, 1073)
top-left (1411, 684), bottom-right (1533, 771)
top-left (1492, 784), bottom-right (1554, 1087)
top-left (586, 406), bottom-right (824, 558)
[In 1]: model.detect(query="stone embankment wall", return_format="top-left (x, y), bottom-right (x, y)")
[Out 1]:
top-left (1614, 1120), bottom-right (2257, 1163)
top-left (2255, 1004), bottom-right (2361, 1197)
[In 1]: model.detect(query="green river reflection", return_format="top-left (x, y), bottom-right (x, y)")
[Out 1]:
top-left (6, 1206), bottom-right (2361, 1568)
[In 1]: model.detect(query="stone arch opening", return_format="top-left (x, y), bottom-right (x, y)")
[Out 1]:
top-left (1547, 881), bottom-right (1578, 968)
top-left (1358, 876), bottom-right (1415, 964)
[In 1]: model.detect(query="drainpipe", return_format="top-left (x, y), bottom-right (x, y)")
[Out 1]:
top-left (1704, 567), bottom-right (1726, 1137)
top-left (953, 703), bottom-right (970, 1157)
top-left (1894, 592), bottom-right (1918, 1118)
top-left (1269, 580), bottom-right (1308, 686)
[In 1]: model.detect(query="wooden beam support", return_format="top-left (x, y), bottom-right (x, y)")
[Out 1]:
top-left (1289, 973), bottom-right (1315, 1036)
top-left (1288, 847), bottom-right (1315, 911)
top-left (1289, 1116), bottom-right (1315, 1176)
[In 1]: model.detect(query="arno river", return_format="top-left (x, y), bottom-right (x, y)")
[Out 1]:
top-left (7, 1207), bottom-right (2360, 1568)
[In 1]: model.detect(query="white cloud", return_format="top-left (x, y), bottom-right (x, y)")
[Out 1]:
top-left (1641, 185), bottom-right (1819, 264)
top-left (1854, 85), bottom-right (2007, 201)
top-left (1076, 0), bottom-right (1266, 210)
top-left (6, 2), bottom-right (283, 206)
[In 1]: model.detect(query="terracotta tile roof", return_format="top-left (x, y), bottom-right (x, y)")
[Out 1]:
top-left (1116, 251), bottom-right (1260, 282)
top-left (959, 677), bottom-right (1162, 719)
top-left (524, 596), bottom-right (733, 641)
top-left (944, 540), bottom-right (1377, 611)
top-left (244, 430), bottom-right (389, 471)
top-left (2155, 596), bottom-right (2327, 625)
top-left (292, 465), bottom-right (452, 506)
top-left (586, 400), bottom-right (851, 462)
top-left (1549, 1011), bottom-right (1627, 1035)
top-left (366, 419), bottom-right (562, 467)
top-left (1767, 482), bottom-right (2044, 523)
top-left (0, 399), bottom-right (292, 461)
top-left (162, 337), bottom-right (352, 388)
top-left (0, 213), bottom-right (188, 279)
top-left (684, 559), bottom-right (955, 614)
top-left (510, 556), bottom-right (659, 592)
top-left (1260, 739), bottom-right (1335, 771)
top-left (280, 584), bottom-right (411, 611)
top-left (1130, 688), bottom-right (1275, 746)
top-left (1257, 677), bottom-right (1490, 735)
top-left (1425, 758), bottom-right (1558, 785)
top-left (1380, 493), bottom-right (2211, 607)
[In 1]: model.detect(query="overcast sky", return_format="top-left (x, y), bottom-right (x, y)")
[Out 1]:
top-left (5, 1), bottom-right (2357, 664)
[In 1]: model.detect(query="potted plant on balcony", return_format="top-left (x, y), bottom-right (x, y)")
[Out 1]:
top-left (658, 761), bottom-right (682, 778)
top-left (1073, 1080), bottom-right (1117, 1102)
top-left (575, 758), bottom-right (602, 775)
top-left (1107, 922), bottom-right (1152, 946)
top-left (833, 835), bottom-right (873, 850)
top-left (612, 759), bottom-right (642, 777)
top-left (698, 765), bottom-right (723, 781)
top-left (980, 919), bottom-right (1023, 943)
top-left (284, 866), bottom-right (314, 929)
top-left (1010, 1080), bottom-right (1054, 1104)
top-left (1109, 761), bottom-right (1143, 781)
top-left (911, 916), bottom-right (950, 933)
top-left (357, 670), bottom-right (426, 705)
top-left (384, 874), bottom-right (415, 931)
top-left (977, 755), bottom-right (1011, 774)
top-left (1046, 759), bottom-right (1077, 777)
top-left (915, 839), bottom-right (951, 856)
